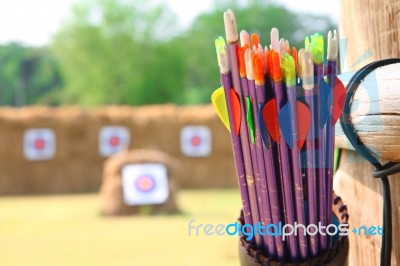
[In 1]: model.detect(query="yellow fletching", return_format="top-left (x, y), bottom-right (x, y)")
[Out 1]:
top-left (211, 87), bottom-right (230, 131)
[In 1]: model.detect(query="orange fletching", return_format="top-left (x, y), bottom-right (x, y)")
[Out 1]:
top-left (271, 51), bottom-right (282, 81)
top-left (238, 47), bottom-right (247, 77)
top-left (251, 33), bottom-right (260, 48)
top-left (253, 54), bottom-right (265, 84)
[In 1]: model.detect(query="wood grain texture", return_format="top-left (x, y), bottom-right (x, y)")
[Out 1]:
top-left (339, 0), bottom-right (400, 72)
top-left (334, 150), bottom-right (400, 266)
top-left (334, 64), bottom-right (400, 161)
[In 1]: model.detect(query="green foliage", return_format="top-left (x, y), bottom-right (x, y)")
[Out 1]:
top-left (0, 43), bottom-right (62, 106)
top-left (52, 0), bottom-right (185, 106)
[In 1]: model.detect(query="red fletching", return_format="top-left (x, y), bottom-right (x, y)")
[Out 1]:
top-left (296, 101), bottom-right (311, 149)
top-left (262, 99), bottom-right (280, 142)
top-left (230, 88), bottom-right (241, 135)
top-left (332, 77), bottom-right (346, 124)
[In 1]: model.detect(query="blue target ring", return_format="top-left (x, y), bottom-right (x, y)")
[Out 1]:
top-left (135, 175), bottom-right (156, 193)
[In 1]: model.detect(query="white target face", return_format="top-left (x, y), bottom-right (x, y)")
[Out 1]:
top-left (99, 126), bottom-right (130, 157)
top-left (121, 163), bottom-right (169, 206)
top-left (23, 128), bottom-right (56, 161)
top-left (180, 126), bottom-right (212, 157)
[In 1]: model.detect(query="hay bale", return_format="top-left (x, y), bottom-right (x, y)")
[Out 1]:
top-left (99, 149), bottom-right (179, 215)
top-left (0, 104), bottom-right (238, 195)
top-left (175, 105), bottom-right (237, 188)
top-left (0, 106), bottom-right (102, 195)
top-left (0, 105), bottom-right (180, 195)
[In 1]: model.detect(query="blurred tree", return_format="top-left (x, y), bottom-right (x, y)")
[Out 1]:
top-left (0, 43), bottom-right (63, 106)
top-left (52, 0), bottom-right (336, 106)
top-left (52, 0), bottom-right (185, 105)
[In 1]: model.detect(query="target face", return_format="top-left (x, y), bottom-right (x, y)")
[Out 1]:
top-left (23, 128), bottom-right (56, 161)
top-left (180, 126), bottom-right (212, 157)
top-left (121, 163), bottom-right (169, 206)
top-left (99, 126), bottom-right (130, 157)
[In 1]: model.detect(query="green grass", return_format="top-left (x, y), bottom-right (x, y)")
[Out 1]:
top-left (0, 190), bottom-right (242, 266)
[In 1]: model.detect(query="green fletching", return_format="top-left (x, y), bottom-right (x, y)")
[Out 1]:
top-left (218, 36), bottom-right (226, 53)
top-left (311, 33), bottom-right (324, 64)
top-left (281, 53), bottom-right (296, 87)
top-left (305, 36), bottom-right (310, 49)
top-left (246, 97), bottom-right (255, 144)
top-left (214, 36), bottom-right (226, 64)
top-left (215, 36), bottom-right (225, 54)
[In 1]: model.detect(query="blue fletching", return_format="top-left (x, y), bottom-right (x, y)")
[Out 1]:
top-left (278, 103), bottom-right (293, 149)
top-left (319, 79), bottom-right (333, 127)
top-left (258, 103), bottom-right (271, 149)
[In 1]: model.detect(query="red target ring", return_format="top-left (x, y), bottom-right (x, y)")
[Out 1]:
top-left (34, 138), bottom-right (45, 150)
top-left (109, 136), bottom-right (120, 147)
top-left (190, 135), bottom-right (201, 146)
top-left (135, 176), bottom-right (155, 193)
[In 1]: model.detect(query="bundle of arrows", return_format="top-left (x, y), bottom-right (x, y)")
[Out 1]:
top-left (211, 9), bottom-right (346, 261)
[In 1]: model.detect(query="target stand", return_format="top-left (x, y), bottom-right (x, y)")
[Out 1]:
top-left (99, 149), bottom-right (179, 216)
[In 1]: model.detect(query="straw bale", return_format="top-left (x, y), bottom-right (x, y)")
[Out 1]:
top-left (175, 105), bottom-right (237, 188)
top-left (99, 149), bottom-right (179, 215)
top-left (0, 104), bottom-right (237, 195)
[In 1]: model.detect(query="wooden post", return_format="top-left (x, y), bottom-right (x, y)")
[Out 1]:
top-left (339, 0), bottom-right (400, 72)
top-left (336, 1), bottom-right (400, 265)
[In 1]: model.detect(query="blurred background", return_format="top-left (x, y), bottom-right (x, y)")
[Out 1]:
top-left (0, 0), bottom-right (337, 107)
top-left (0, 0), bottom-right (338, 265)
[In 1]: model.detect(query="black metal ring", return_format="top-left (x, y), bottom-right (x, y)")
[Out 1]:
top-left (373, 162), bottom-right (400, 178)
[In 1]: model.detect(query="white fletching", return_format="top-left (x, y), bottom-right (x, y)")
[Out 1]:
top-left (271, 28), bottom-right (279, 52)
top-left (224, 9), bottom-right (238, 43)
top-left (244, 48), bottom-right (254, 80)
top-left (327, 30), bottom-right (338, 60)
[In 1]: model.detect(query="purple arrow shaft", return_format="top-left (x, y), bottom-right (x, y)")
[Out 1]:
top-left (228, 43), bottom-right (262, 248)
top-left (249, 79), bottom-right (281, 258)
top-left (241, 76), bottom-right (267, 251)
top-left (303, 90), bottom-right (318, 256)
top-left (221, 72), bottom-right (253, 232)
top-left (326, 60), bottom-right (337, 247)
top-left (255, 81), bottom-right (285, 260)
top-left (314, 63), bottom-right (327, 251)
top-left (286, 84), bottom-right (308, 259)
top-left (272, 79), bottom-right (298, 260)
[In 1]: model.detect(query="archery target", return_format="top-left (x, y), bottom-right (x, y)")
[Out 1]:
top-left (23, 128), bottom-right (56, 161)
top-left (121, 163), bottom-right (169, 206)
top-left (180, 126), bottom-right (212, 157)
top-left (99, 126), bottom-right (130, 157)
